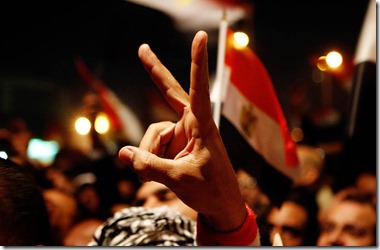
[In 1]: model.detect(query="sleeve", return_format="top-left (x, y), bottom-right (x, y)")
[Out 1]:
top-left (195, 203), bottom-right (260, 246)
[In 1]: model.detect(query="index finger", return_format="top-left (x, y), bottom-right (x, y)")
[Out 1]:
top-left (138, 44), bottom-right (190, 115)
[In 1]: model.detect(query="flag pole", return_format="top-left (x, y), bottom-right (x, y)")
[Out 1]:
top-left (212, 9), bottom-right (228, 129)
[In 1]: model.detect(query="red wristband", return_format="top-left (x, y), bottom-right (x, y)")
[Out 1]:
top-left (196, 203), bottom-right (258, 246)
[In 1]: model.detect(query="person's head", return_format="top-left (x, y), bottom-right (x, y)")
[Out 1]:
top-left (317, 188), bottom-right (376, 246)
top-left (0, 117), bottom-right (32, 166)
top-left (266, 186), bottom-right (318, 246)
top-left (133, 181), bottom-right (197, 221)
top-left (46, 147), bottom-right (94, 194)
top-left (0, 158), bottom-right (52, 245)
top-left (236, 168), bottom-right (270, 216)
top-left (355, 172), bottom-right (376, 205)
top-left (75, 182), bottom-right (101, 216)
top-left (43, 188), bottom-right (78, 245)
top-left (88, 206), bottom-right (196, 246)
top-left (63, 218), bottom-right (103, 246)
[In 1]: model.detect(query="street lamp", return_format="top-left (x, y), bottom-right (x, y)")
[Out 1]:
top-left (315, 51), bottom-right (344, 108)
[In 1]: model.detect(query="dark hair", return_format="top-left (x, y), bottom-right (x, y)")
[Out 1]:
top-left (285, 186), bottom-right (319, 246)
top-left (0, 158), bottom-right (52, 245)
top-left (343, 189), bottom-right (375, 205)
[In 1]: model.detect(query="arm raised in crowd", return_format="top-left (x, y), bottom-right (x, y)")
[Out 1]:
top-left (118, 31), bottom-right (259, 246)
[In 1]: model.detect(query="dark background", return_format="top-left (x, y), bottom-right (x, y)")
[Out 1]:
top-left (0, 0), bottom-right (371, 137)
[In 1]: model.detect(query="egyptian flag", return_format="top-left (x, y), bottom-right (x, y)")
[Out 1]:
top-left (337, 0), bottom-right (376, 189)
top-left (74, 58), bottom-right (144, 146)
top-left (218, 28), bottom-right (300, 206)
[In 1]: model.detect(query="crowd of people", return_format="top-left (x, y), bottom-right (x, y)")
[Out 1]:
top-left (0, 30), bottom-right (376, 246)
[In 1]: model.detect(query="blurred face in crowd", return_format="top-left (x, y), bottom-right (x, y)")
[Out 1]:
top-left (43, 189), bottom-right (78, 243)
top-left (355, 173), bottom-right (376, 205)
top-left (317, 200), bottom-right (376, 246)
top-left (266, 201), bottom-right (307, 246)
top-left (134, 181), bottom-right (197, 221)
top-left (63, 218), bottom-right (103, 246)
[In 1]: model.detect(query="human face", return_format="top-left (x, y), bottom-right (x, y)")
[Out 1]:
top-left (266, 201), bottom-right (307, 246)
top-left (317, 200), bottom-right (376, 246)
top-left (134, 181), bottom-right (197, 221)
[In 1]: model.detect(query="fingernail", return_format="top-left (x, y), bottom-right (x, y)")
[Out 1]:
top-left (119, 147), bottom-right (133, 163)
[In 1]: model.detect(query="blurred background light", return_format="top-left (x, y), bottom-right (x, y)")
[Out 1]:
top-left (233, 31), bottom-right (249, 49)
top-left (27, 138), bottom-right (60, 166)
top-left (0, 151), bottom-right (8, 160)
top-left (94, 113), bottom-right (110, 134)
top-left (291, 127), bottom-right (304, 143)
top-left (317, 56), bottom-right (328, 71)
top-left (75, 117), bottom-right (91, 135)
top-left (326, 51), bottom-right (343, 68)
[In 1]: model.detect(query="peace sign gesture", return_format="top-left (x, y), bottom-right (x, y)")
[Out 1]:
top-left (119, 31), bottom-right (247, 234)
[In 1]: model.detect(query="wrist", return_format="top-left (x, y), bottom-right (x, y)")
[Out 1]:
top-left (196, 203), bottom-right (259, 246)
top-left (198, 197), bottom-right (247, 232)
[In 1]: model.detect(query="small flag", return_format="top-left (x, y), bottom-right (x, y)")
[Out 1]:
top-left (74, 58), bottom-right (144, 146)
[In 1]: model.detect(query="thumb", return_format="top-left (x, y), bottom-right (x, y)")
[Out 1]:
top-left (119, 146), bottom-right (173, 183)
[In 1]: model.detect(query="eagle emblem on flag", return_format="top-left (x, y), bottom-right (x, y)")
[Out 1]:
top-left (239, 104), bottom-right (257, 138)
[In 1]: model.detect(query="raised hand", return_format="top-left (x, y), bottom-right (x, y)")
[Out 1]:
top-left (119, 31), bottom-right (246, 232)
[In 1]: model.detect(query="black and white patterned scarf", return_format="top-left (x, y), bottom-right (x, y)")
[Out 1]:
top-left (88, 206), bottom-right (197, 246)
